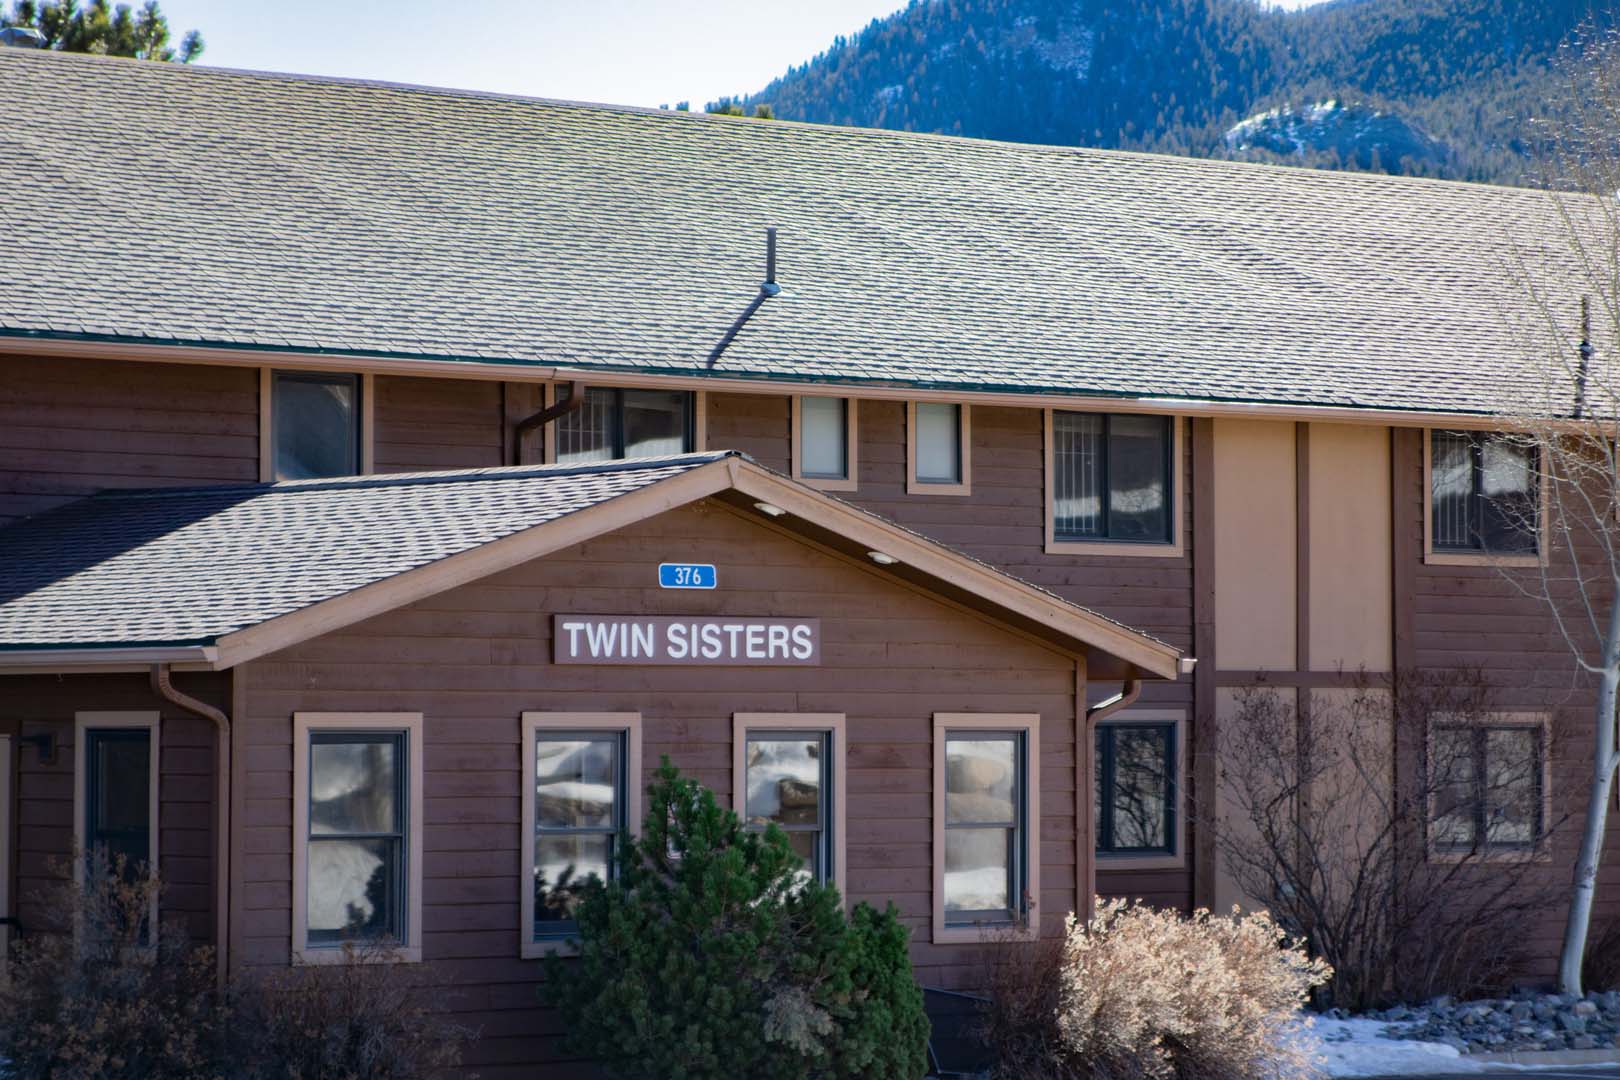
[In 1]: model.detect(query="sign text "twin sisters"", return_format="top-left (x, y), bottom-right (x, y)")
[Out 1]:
top-left (552, 616), bottom-right (821, 666)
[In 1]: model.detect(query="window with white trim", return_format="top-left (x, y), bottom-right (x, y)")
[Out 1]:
top-left (272, 370), bottom-right (362, 480)
top-left (913, 402), bottom-right (965, 487)
top-left (1430, 431), bottom-right (1539, 555)
top-left (75, 712), bottom-right (159, 883)
top-left (554, 386), bottom-right (696, 463)
top-left (293, 714), bottom-right (423, 961)
top-left (522, 713), bottom-right (640, 956)
top-left (1052, 412), bottom-right (1173, 544)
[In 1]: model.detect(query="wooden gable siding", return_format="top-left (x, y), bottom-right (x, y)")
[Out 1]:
top-left (237, 501), bottom-right (1080, 1076)
top-left (1396, 427), bottom-right (1617, 982)
top-left (707, 391), bottom-right (1196, 913)
top-left (2, 671), bottom-right (226, 947)
top-left (0, 353), bottom-right (258, 527)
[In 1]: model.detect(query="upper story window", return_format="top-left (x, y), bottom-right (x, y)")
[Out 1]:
top-left (1430, 720), bottom-right (1546, 856)
top-left (1430, 431), bottom-right (1538, 556)
top-left (792, 396), bottom-right (857, 491)
top-left (1052, 411), bottom-right (1173, 545)
top-left (272, 371), bottom-right (362, 480)
top-left (555, 387), bottom-right (696, 464)
top-left (908, 402), bottom-right (971, 495)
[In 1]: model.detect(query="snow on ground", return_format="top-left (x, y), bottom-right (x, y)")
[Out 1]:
top-left (1286, 1016), bottom-right (1496, 1077)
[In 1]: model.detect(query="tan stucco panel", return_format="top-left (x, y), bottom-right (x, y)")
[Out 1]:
top-left (1309, 424), bottom-right (1392, 671)
top-left (1213, 419), bottom-right (1296, 670)
top-left (1213, 685), bottom-right (1296, 914)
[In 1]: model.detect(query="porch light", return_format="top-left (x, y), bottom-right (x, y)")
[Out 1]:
top-left (867, 551), bottom-right (898, 565)
top-left (754, 502), bottom-right (786, 517)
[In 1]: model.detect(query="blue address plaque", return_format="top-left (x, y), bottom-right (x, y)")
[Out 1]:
top-left (658, 563), bottom-right (717, 590)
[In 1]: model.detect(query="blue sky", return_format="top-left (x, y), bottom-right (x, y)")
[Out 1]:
top-left (158, 1), bottom-right (1327, 109)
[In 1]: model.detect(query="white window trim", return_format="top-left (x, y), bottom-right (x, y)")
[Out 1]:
top-left (74, 711), bottom-right (160, 889)
top-left (791, 396), bottom-right (859, 492)
top-left (932, 713), bottom-right (1040, 945)
top-left (520, 712), bottom-right (642, 959)
top-left (907, 401), bottom-right (972, 496)
top-left (259, 368), bottom-right (375, 482)
top-left (731, 713), bottom-right (847, 896)
top-left (291, 712), bottom-right (424, 965)
top-left (541, 383), bottom-right (707, 464)
top-left (1044, 411), bottom-right (1186, 557)
top-left (1421, 428), bottom-right (1547, 567)
top-left (1094, 709), bottom-right (1187, 872)
top-left (1426, 712), bottom-right (1552, 865)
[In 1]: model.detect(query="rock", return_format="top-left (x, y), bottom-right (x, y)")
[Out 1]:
top-left (1574, 1000), bottom-right (1599, 1016)
top-left (1573, 1035), bottom-right (1597, 1050)
top-left (1510, 1002), bottom-right (1533, 1021)
top-left (1558, 1012), bottom-right (1588, 1034)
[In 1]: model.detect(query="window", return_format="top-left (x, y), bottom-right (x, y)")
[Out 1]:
top-left (1051, 412), bottom-right (1173, 545)
top-left (521, 713), bottom-right (640, 957)
top-left (270, 370), bottom-right (363, 480)
top-left (1431, 720), bottom-right (1546, 856)
top-left (74, 712), bottom-right (159, 884)
top-left (933, 714), bottom-right (1039, 943)
top-left (554, 386), bottom-right (696, 463)
top-left (733, 714), bottom-right (845, 889)
top-left (792, 396), bottom-right (858, 490)
top-left (1429, 431), bottom-right (1539, 557)
top-left (1095, 716), bottom-right (1182, 864)
top-left (908, 402), bottom-right (971, 494)
top-left (293, 713), bottom-right (423, 963)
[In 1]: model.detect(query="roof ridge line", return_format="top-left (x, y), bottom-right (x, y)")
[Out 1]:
top-left (93, 450), bottom-right (742, 502)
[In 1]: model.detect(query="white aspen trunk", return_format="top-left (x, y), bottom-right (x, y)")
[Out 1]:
top-left (1559, 645), bottom-right (1620, 995)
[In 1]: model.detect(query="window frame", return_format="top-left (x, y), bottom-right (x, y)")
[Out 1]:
top-left (1423, 428), bottom-right (1545, 566)
top-left (731, 713), bottom-right (846, 894)
top-left (1427, 713), bottom-right (1551, 863)
top-left (791, 396), bottom-right (859, 492)
top-left (907, 401), bottom-right (972, 496)
top-left (932, 713), bottom-right (1040, 944)
top-left (543, 384), bottom-right (706, 464)
top-left (291, 712), bottom-right (424, 965)
top-left (1094, 710), bottom-right (1187, 870)
top-left (259, 368), bottom-right (373, 483)
top-left (74, 711), bottom-right (160, 891)
top-left (520, 712), bottom-right (642, 959)
top-left (1045, 410), bottom-right (1184, 557)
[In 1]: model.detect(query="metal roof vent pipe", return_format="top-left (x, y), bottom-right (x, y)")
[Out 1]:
top-left (708, 226), bottom-right (781, 369)
top-left (0, 27), bottom-right (47, 48)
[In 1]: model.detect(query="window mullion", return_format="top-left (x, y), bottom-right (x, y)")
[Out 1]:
top-left (1100, 414), bottom-right (1112, 540)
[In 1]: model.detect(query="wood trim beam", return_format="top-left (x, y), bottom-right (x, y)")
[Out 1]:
top-left (1191, 417), bottom-right (1218, 907)
top-left (1213, 669), bottom-right (1388, 688)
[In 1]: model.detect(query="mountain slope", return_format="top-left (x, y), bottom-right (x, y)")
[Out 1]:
top-left (736, 0), bottom-right (1606, 185)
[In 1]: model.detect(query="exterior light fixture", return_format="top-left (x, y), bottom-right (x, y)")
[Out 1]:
top-left (754, 502), bottom-right (786, 517)
top-left (867, 551), bottom-right (898, 565)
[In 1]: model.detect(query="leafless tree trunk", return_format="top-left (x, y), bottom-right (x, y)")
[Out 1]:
top-left (1500, 25), bottom-right (1620, 995)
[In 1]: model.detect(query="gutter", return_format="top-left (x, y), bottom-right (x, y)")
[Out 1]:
top-left (1085, 678), bottom-right (1145, 726)
top-left (149, 665), bottom-right (231, 988)
top-left (0, 645), bottom-right (219, 673)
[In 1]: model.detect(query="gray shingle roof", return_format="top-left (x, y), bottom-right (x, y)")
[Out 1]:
top-left (0, 454), bottom-right (725, 648)
top-left (0, 50), bottom-right (1596, 415)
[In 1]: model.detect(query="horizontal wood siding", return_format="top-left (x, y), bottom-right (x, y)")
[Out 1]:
top-left (1, 671), bottom-right (226, 946)
top-left (1401, 427), bottom-right (1614, 980)
top-left (239, 501), bottom-right (1080, 1075)
top-left (0, 353), bottom-right (258, 526)
top-left (373, 374), bottom-right (505, 473)
top-left (706, 391), bottom-right (1196, 911)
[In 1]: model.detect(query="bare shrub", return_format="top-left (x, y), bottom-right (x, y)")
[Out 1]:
top-left (973, 927), bottom-right (1079, 1080)
top-left (0, 851), bottom-right (231, 1078)
top-left (233, 939), bottom-right (475, 1080)
top-left (1054, 898), bottom-right (1330, 1080)
top-left (1583, 915), bottom-right (1620, 992)
top-left (1211, 670), bottom-right (1565, 1009)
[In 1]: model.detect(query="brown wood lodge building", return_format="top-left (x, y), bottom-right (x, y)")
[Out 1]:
top-left (0, 47), bottom-right (1607, 1074)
